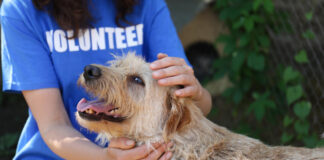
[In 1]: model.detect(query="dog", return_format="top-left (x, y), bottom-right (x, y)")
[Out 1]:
top-left (76, 53), bottom-right (324, 160)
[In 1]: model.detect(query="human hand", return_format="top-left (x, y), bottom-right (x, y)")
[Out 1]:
top-left (104, 137), bottom-right (173, 160)
top-left (150, 53), bottom-right (203, 101)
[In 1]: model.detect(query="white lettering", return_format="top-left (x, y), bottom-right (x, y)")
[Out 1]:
top-left (105, 27), bottom-right (115, 49)
top-left (126, 26), bottom-right (138, 47)
top-left (136, 24), bottom-right (144, 45)
top-left (115, 28), bottom-right (127, 49)
top-left (79, 29), bottom-right (91, 51)
top-left (67, 30), bottom-right (80, 52)
top-left (53, 30), bottom-right (67, 53)
top-left (47, 24), bottom-right (144, 52)
top-left (45, 30), bottom-right (54, 52)
top-left (91, 28), bottom-right (106, 50)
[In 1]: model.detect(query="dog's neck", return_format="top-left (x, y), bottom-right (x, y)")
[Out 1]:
top-left (169, 113), bottom-right (229, 159)
top-left (132, 106), bottom-right (230, 159)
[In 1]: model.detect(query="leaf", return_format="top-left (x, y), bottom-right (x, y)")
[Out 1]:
top-left (213, 58), bottom-right (227, 69)
top-left (283, 115), bottom-right (294, 127)
top-left (283, 67), bottom-right (299, 84)
top-left (249, 100), bottom-right (265, 122)
top-left (233, 89), bottom-right (243, 104)
top-left (305, 12), bottom-right (313, 21)
top-left (231, 52), bottom-right (246, 72)
top-left (239, 34), bottom-right (251, 47)
top-left (286, 85), bottom-right (303, 105)
top-left (302, 29), bottom-right (315, 40)
top-left (318, 140), bottom-right (324, 147)
top-left (281, 132), bottom-right (294, 144)
top-left (294, 50), bottom-right (309, 64)
top-left (242, 78), bottom-right (252, 92)
top-left (263, 0), bottom-right (274, 14)
top-left (0, 133), bottom-right (19, 149)
top-left (252, 92), bottom-right (260, 99)
top-left (293, 101), bottom-right (312, 119)
top-left (294, 121), bottom-right (309, 135)
top-left (247, 53), bottom-right (265, 71)
top-left (233, 18), bottom-right (245, 30)
top-left (258, 35), bottom-right (270, 48)
top-left (264, 100), bottom-right (276, 109)
top-left (253, 0), bottom-right (263, 11)
top-left (244, 17), bottom-right (255, 32)
top-left (217, 35), bottom-right (232, 44)
top-left (213, 69), bottom-right (227, 80)
top-left (224, 43), bottom-right (236, 54)
top-left (303, 134), bottom-right (318, 148)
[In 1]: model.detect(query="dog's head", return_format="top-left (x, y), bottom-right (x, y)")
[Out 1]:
top-left (76, 53), bottom-right (200, 142)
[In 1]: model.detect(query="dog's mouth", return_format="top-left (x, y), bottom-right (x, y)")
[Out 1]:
top-left (77, 98), bottom-right (126, 122)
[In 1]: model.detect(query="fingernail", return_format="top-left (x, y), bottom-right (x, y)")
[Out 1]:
top-left (126, 140), bottom-right (134, 146)
top-left (150, 63), bottom-right (157, 69)
top-left (152, 71), bottom-right (160, 77)
top-left (175, 91), bottom-right (181, 96)
top-left (159, 79), bottom-right (166, 84)
top-left (166, 152), bottom-right (172, 159)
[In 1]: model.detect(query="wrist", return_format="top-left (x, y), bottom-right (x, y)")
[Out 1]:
top-left (193, 82), bottom-right (204, 102)
top-left (99, 148), bottom-right (109, 160)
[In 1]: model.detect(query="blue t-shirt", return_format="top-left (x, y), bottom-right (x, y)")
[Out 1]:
top-left (1, 0), bottom-right (190, 159)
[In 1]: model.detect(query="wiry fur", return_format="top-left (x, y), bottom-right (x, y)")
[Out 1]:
top-left (76, 53), bottom-right (324, 160)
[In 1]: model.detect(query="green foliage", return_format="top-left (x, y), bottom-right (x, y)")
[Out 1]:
top-left (0, 133), bottom-right (19, 157)
top-left (283, 67), bottom-right (300, 84)
top-left (213, 0), bottom-right (321, 147)
top-left (286, 85), bottom-right (303, 106)
top-left (293, 101), bottom-right (311, 119)
top-left (302, 29), bottom-right (315, 40)
top-left (305, 11), bottom-right (313, 21)
top-left (295, 50), bottom-right (309, 64)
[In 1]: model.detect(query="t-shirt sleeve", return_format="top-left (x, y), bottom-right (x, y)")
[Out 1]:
top-left (1, 16), bottom-right (59, 92)
top-left (143, 0), bottom-right (191, 66)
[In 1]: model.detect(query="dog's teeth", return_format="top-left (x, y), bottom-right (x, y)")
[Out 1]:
top-left (88, 109), bottom-right (94, 114)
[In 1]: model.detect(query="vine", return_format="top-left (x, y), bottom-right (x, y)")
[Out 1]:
top-left (213, 0), bottom-right (323, 147)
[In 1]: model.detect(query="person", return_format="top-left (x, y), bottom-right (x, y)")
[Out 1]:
top-left (0, 0), bottom-right (212, 159)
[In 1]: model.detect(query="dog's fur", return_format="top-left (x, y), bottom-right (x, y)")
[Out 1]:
top-left (76, 53), bottom-right (324, 160)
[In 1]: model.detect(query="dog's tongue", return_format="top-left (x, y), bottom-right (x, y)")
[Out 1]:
top-left (77, 98), bottom-right (115, 114)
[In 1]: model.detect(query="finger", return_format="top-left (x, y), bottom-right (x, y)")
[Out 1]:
top-left (174, 86), bottom-right (197, 98)
top-left (157, 74), bottom-right (193, 87)
top-left (123, 143), bottom-right (162, 160)
top-left (108, 137), bottom-right (136, 150)
top-left (152, 65), bottom-right (193, 79)
top-left (157, 53), bottom-right (168, 59)
top-left (143, 144), bottom-right (167, 160)
top-left (150, 57), bottom-right (186, 70)
top-left (159, 152), bottom-right (173, 160)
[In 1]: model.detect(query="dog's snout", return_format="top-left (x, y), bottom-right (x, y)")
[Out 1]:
top-left (84, 65), bottom-right (101, 80)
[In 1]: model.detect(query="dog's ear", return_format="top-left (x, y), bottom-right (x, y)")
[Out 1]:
top-left (163, 90), bottom-right (192, 141)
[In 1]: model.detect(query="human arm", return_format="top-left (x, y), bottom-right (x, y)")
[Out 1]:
top-left (150, 53), bottom-right (212, 116)
top-left (22, 88), bottom-right (173, 160)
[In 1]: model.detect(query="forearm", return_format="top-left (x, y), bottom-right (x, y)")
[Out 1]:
top-left (22, 88), bottom-right (106, 160)
top-left (194, 88), bottom-right (212, 116)
top-left (41, 123), bottom-right (106, 160)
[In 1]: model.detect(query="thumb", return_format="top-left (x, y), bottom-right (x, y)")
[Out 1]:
top-left (108, 137), bottom-right (136, 150)
top-left (157, 53), bottom-right (168, 59)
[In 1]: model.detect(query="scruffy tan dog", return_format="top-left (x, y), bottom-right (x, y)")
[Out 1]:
top-left (76, 53), bottom-right (324, 160)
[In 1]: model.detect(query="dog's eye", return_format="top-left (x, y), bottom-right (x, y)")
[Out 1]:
top-left (130, 76), bottom-right (145, 86)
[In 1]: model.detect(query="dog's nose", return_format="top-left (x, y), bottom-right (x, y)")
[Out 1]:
top-left (84, 65), bottom-right (101, 80)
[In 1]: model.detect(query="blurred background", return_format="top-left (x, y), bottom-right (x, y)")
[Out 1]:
top-left (1, 0), bottom-right (324, 159)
